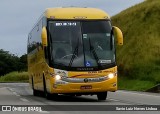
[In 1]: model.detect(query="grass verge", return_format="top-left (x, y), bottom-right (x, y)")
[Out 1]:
top-left (118, 77), bottom-right (156, 91)
top-left (0, 72), bottom-right (29, 83)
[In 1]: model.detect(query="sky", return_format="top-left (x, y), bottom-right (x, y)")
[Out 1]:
top-left (0, 0), bottom-right (144, 56)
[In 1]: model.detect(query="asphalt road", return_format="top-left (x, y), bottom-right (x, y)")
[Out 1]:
top-left (0, 83), bottom-right (160, 114)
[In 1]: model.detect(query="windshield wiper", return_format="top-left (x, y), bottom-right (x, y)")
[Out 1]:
top-left (88, 37), bottom-right (102, 68)
top-left (110, 30), bottom-right (113, 50)
top-left (68, 38), bottom-right (79, 67)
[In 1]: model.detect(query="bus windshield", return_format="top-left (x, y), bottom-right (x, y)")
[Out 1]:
top-left (48, 20), bottom-right (115, 69)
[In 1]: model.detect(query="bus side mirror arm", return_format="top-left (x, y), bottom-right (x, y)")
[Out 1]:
top-left (41, 27), bottom-right (48, 47)
top-left (112, 26), bottom-right (123, 45)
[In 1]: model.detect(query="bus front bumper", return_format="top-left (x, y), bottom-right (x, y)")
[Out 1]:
top-left (50, 76), bottom-right (117, 94)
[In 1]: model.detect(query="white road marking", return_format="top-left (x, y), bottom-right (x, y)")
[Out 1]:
top-left (118, 91), bottom-right (160, 98)
top-left (18, 85), bottom-right (29, 87)
top-left (12, 92), bottom-right (20, 97)
top-left (38, 111), bottom-right (50, 113)
top-left (7, 87), bottom-right (21, 97)
top-left (108, 98), bottom-right (119, 102)
top-left (16, 94), bottom-right (20, 97)
top-left (9, 88), bottom-right (14, 92)
top-left (20, 98), bottom-right (29, 102)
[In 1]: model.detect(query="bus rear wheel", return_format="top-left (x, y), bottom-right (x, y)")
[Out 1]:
top-left (33, 89), bottom-right (39, 96)
top-left (32, 77), bottom-right (39, 96)
top-left (43, 77), bottom-right (52, 100)
top-left (97, 92), bottom-right (107, 100)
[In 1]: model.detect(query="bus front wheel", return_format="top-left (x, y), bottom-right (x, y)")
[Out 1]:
top-left (97, 92), bottom-right (107, 100)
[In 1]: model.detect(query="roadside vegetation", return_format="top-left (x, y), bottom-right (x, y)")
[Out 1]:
top-left (0, 49), bottom-right (28, 83)
top-left (112, 0), bottom-right (160, 90)
top-left (0, 72), bottom-right (28, 82)
top-left (118, 77), bottom-right (156, 91)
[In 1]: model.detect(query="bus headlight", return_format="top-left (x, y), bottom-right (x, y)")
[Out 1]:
top-left (55, 75), bottom-right (61, 80)
top-left (108, 73), bottom-right (114, 79)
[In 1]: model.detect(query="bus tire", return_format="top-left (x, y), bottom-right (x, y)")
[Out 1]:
top-left (97, 92), bottom-right (107, 101)
top-left (52, 93), bottom-right (58, 100)
top-left (32, 77), bottom-right (38, 96)
top-left (33, 89), bottom-right (39, 96)
top-left (43, 76), bottom-right (52, 100)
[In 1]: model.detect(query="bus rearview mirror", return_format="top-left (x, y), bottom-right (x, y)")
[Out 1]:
top-left (113, 26), bottom-right (123, 45)
top-left (41, 27), bottom-right (48, 47)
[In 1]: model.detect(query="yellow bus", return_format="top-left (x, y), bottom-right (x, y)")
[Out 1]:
top-left (27, 7), bottom-right (123, 100)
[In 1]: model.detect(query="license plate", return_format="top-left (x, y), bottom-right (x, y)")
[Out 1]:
top-left (80, 85), bottom-right (92, 90)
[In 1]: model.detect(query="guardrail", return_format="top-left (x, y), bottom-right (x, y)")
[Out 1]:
top-left (145, 84), bottom-right (160, 93)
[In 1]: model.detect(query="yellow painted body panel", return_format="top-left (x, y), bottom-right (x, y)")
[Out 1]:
top-left (45, 7), bottom-right (110, 19)
top-left (28, 48), bottom-right (46, 91)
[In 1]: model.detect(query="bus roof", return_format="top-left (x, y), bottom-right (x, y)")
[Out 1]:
top-left (45, 7), bottom-right (110, 20)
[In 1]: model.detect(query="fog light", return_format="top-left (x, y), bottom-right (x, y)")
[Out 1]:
top-left (108, 73), bottom-right (114, 79)
top-left (55, 75), bottom-right (61, 80)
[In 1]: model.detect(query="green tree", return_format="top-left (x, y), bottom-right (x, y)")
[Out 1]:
top-left (19, 54), bottom-right (27, 71)
top-left (0, 49), bottom-right (27, 76)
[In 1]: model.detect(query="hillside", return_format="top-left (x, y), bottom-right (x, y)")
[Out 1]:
top-left (111, 0), bottom-right (160, 83)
